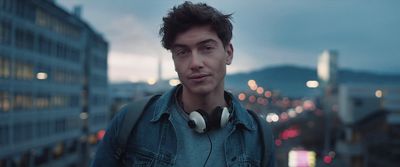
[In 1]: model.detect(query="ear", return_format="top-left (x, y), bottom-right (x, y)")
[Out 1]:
top-left (225, 43), bottom-right (233, 65)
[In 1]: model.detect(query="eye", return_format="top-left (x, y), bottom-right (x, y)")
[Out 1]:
top-left (200, 45), bottom-right (215, 53)
top-left (173, 48), bottom-right (189, 57)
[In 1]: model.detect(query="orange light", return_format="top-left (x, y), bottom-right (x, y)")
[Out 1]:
top-left (147, 78), bottom-right (157, 85)
top-left (375, 89), bottom-right (383, 98)
top-left (256, 87), bottom-right (264, 94)
top-left (303, 100), bottom-right (316, 110)
top-left (248, 79), bottom-right (256, 87)
top-left (264, 91), bottom-right (272, 98)
top-left (249, 95), bottom-right (256, 103)
top-left (238, 93), bottom-right (246, 101)
top-left (280, 112), bottom-right (289, 121)
top-left (248, 80), bottom-right (258, 91)
top-left (257, 97), bottom-right (265, 105)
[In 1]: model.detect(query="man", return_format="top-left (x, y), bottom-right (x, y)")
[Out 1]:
top-left (92, 1), bottom-right (275, 167)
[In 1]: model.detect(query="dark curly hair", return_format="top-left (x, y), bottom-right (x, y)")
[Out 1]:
top-left (159, 1), bottom-right (233, 50)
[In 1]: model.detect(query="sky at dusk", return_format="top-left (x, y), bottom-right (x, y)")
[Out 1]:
top-left (57, 0), bottom-right (400, 82)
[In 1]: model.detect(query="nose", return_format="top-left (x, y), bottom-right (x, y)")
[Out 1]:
top-left (189, 51), bottom-right (204, 70)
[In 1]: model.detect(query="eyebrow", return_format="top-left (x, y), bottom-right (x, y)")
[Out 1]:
top-left (171, 39), bottom-right (218, 49)
top-left (197, 39), bottom-right (218, 46)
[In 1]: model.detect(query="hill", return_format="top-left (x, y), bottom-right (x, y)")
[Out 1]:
top-left (225, 65), bottom-right (400, 97)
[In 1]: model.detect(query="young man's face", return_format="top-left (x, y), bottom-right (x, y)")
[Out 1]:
top-left (171, 26), bottom-right (233, 95)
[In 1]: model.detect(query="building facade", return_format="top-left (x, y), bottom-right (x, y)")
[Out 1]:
top-left (0, 0), bottom-right (109, 166)
top-left (336, 84), bottom-right (400, 167)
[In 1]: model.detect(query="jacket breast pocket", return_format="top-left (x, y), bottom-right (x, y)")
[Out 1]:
top-left (124, 146), bottom-right (175, 167)
top-left (230, 154), bottom-right (260, 167)
top-left (125, 147), bottom-right (155, 167)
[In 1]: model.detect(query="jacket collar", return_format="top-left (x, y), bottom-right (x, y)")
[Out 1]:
top-left (150, 85), bottom-right (255, 131)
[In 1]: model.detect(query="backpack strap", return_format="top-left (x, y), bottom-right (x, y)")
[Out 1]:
top-left (247, 109), bottom-right (274, 167)
top-left (113, 94), bottom-right (161, 161)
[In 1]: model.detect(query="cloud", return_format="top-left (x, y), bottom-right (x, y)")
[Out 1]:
top-left (108, 51), bottom-right (178, 82)
top-left (57, 0), bottom-right (400, 82)
top-left (102, 15), bottom-right (163, 56)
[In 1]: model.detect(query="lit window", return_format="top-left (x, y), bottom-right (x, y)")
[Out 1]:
top-left (0, 92), bottom-right (11, 112)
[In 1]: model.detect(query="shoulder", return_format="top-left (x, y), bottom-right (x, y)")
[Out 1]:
top-left (119, 95), bottom-right (161, 121)
top-left (245, 109), bottom-right (275, 151)
top-left (246, 109), bottom-right (274, 139)
top-left (246, 110), bottom-right (271, 129)
top-left (108, 95), bottom-right (161, 135)
top-left (246, 110), bottom-right (276, 166)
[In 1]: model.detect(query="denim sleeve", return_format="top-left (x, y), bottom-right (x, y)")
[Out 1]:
top-left (91, 107), bottom-right (128, 167)
top-left (263, 117), bottom-right (277, 167)
top-left (260, 115), bottom-right (276, 167)
top-left (266, 144), bottom-right (276, 167)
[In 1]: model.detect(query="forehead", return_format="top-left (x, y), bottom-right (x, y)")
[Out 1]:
top-left (173, 26), bottom-right (221, 47)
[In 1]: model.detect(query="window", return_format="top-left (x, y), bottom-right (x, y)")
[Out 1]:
top-left (12, 122), bottom-right (33, 143)
top-left (35, 9), bottom-right (81, 39)
top-left (0, 91), bottom-right (11, 112)
top-left (35, 94), bottom-right (50, 110)
top-left (15, 28), bottom-right (34, 50)
top-left (13, 60), bottom-right (34, 80)
top-left (24, 30), bottom-right (34, 50)
top-left (13, 92), bottom-right (33, 111)
top-left (0, 0), bottom-right (15, 13)
top-left (55, 119), bottom-right (66, 133)
top-left (56, 43), bottom-right (65, 59)
top-left (0, 19), bottom-right (12, 45)
top-left (25, 122), bottom-right (33, 139)
top-left (69, 94), bottom-right (80, 107)
top-left (15, 0), bottom-right (35, 22)
top-left (0, 125), bottom-right (9, 146)
top-left (38, 35), bottom-right (53, 56)
top-left (51, 95), bottom-right (62, 108)
top-left (37, 121), bottom-right (45, 137)
top-left (70, 48), bottom-right (80, 63)
top-left (13, 123), bottom-right (23, 143)
top-left (38, 120), bottom-right (51, 137)
top-left (15, 28), bottom-right (24, 48)
top-left (0, 56), bottom-right (11, 79)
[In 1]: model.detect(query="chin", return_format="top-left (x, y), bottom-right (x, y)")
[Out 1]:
top-left (184, 82), bottom-right (215, 95)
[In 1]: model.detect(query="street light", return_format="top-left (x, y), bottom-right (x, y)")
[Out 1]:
top-left (306, 80), bottom-right (319, 88)
top-left (169, 79), bottom-right (180, 86)
top-left (36, 72), bottom-right (48, 80)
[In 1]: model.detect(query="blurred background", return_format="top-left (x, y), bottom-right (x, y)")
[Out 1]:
top-left (0, 0), bottom-right (399, 166)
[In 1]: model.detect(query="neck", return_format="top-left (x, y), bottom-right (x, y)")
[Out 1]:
top-left (180, 86), bottom-right (227, 114)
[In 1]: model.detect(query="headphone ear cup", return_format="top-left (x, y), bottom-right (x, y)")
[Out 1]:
top-left (220, 107), bottom-right (230, 128)
top-left (188, 110), bottom-right (208, 133)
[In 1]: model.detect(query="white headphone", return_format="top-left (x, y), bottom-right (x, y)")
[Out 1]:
top-left (187, 106), bottom-right (231, 133)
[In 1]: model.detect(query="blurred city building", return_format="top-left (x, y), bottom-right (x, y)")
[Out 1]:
top-left (0, 0), bottom-right (109, 166)
top-left (109, 79), bottom-right (177, 117)
top-left (336, 84), bottom-right (400, 167)
top-left (317, 50), bottom-right (339, 159)
top-left (233, 50), bottom-right (400, 166)
top-left (317, 50), bottom-right (338, 90)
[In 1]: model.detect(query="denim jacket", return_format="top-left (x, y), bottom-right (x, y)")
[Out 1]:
top-left (92, 86), bottom-right (275, 167)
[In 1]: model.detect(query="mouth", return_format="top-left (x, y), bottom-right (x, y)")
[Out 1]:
top-left (188, 74), bottom-right (209, 82)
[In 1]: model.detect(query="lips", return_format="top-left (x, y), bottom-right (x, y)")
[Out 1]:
top-left (188, 73), bottom-right (210, 82)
